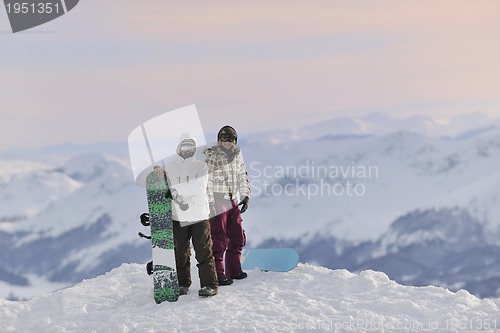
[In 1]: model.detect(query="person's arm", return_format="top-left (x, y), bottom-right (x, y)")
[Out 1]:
top-left (205, 150), bottom-right (217, 218)
top-left (237, 152), bottom-right (250, 200)
top-left (205, 150), bottom-right (215, 204)
top-left (235, 152), bottom-right (250, 213)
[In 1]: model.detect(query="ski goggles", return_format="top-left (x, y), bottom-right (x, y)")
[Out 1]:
top-left (220, 134), bottom-right (236, 142)
top-left (177, 139), bottom-right (196, 156)
top-left (180, 145), bottom-right (196, 154)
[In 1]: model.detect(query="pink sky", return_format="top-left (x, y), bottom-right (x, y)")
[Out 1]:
top-left (1, 1), bottom-right (499, 150)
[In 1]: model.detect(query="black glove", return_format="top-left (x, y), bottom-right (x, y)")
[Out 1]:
top-left (177, 200), bottom-right (189, 211)
top-left (238, 196), bottom-right (249, 213)
top-left (209, 202), bottom-right (216, 218)
top-left (170, 189), bottom-right (189, 211)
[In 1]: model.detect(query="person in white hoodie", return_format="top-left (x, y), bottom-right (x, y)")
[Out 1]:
top-left (154, 134), bottom-right (218, 297)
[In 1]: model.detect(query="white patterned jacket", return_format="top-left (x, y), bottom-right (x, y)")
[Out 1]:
top-left (205, 145), bottom-right (250, 203)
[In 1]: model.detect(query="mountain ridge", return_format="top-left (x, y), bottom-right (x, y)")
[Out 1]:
top-left (1, 113), bottom-right (500, 299)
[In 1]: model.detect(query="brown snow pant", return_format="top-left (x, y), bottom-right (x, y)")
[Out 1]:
top-left (173, 220), bottom-right (218, 290)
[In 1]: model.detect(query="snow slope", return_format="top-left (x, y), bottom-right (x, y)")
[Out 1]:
top-left (433, 170), bottom-right (500, 244)
top-left (1, 263), bottom-right (500, 333)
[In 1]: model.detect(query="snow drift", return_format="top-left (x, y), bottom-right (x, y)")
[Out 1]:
top-left (1, 263), bottom-right (500, 332)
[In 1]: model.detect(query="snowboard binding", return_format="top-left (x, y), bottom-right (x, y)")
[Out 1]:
top-left (138, 213), bottom-right (152, 239)
top-left (140, 212), bottom-right (150, 226)
top-left (146, 261), bottom-right (153, 275)
top-left (138, 213), bottom-right (153, 275)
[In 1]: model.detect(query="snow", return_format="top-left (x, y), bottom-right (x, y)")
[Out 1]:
top-left (61, 153), bottom-right (110, 182)
top-left (243, 128), bottom-right (500, 243)
top-left (434, 170), bottom-right (500, 229)
top-left (1, 263), bottom-right (499, 332)
top-left (0, 168), bottom-right (83, 225)
top-left (0, 275), bottom-right (70, 302)
top-left (0, 160), bottom-right (53, 183)
top-left (13, 154), bottom-right (145, 244)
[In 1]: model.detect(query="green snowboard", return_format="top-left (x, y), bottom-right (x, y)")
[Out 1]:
top-left (146, 171), bottom-right (180, 303)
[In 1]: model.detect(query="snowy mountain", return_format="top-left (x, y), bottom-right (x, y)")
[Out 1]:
top-left (250, 111), bottom-right (500, 145)
top-left (241, 125), bottom-right (500, 297)
top-left (243, 127), bottom-right (500, 243)
top-left (1, 112), bottom-right (500, 300)
top-left (2, 263), bottom-right (500, 333)
top-left (0, 154), bottom-right (151, 299)
top-left (267, 208), bottom-right (500, 298)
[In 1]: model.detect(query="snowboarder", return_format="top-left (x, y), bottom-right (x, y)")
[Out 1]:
top-left (205, 125), bottom-right (250, 285)
top-left (154, 134), bottom-right (218, 297)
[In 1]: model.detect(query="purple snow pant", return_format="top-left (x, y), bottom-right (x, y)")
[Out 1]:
top-left (210, 198), bottom-right (246, 280)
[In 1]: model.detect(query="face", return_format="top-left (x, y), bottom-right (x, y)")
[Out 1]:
top-left (220, 132), bottom-right (236, 149)
top-left (179, 145), bottom-right (196, 158)
top-left (178, 140), bottom-right (196, 158)
top-left (221, 141), bottom-right (233, 149)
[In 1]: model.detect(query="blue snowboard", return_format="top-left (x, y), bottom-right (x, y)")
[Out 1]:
top-left (241, 248), bottom-right (299, 272)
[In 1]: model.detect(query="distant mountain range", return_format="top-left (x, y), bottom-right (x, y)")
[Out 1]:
top-left (244, 111), bottom-right (500, 145)
top-left (1, 112), bottom-right (500, 299)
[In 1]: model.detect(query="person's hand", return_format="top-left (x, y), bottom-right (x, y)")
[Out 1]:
top-left (178, 201), bottom-right (189, 211)
top-left (154, 166), bottom-right (164, 178)
top-left (238, 196), bottom-right (249, 213)
top-left (209, 202), bottom-right (216, 218)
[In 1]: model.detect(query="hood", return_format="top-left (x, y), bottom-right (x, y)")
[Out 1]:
top-left (176, 133), bottom-right (197, 159)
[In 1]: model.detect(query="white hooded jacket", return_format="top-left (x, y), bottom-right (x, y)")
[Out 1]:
top-left (162, 135), bottom-right (210, 225)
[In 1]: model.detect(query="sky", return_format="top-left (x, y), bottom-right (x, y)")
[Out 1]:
top-left (1, 1), bottom-right (500, 150)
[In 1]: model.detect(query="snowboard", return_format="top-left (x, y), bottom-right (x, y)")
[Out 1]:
top-left (241, 248), bottom-right (299, 272)
top-left (145, 171), bottom-right (180, 303)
